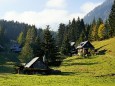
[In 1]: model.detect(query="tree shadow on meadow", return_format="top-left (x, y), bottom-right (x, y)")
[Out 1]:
top-left (62, 62), bottom-right (99, 66)
top-left (98, 49), bottom-right (107, 55)
top-left (0, 65), bottom-right (14, 73)
top-left (96, 44), bottom-right (109, 51)
top-left (95, 73), bottom-right (115, 77)
top-left (96, 44), bottom-right (108, 55)
top-left (50, 72), bottom-right (77, 76)
top-left (71, 62), bottom-right (99, 65)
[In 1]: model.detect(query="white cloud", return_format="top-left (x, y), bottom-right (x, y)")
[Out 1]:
top-left (46, 0), bottom-right (66, 8)
top-left (3, 9), bottom-right (69, 30)
top-left (2, 1), bottom-right (103, 31)
top-left (3, 10), bottom-right (83, 30)
top-left (67, 2), bottom-right (102, 21)
top-left (81, 2), bottom-right (102, 14)
top-left (63, 2), bottom-right (102, 20)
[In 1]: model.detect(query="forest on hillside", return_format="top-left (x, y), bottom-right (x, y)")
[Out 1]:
top-left (0, 0), bottom-right (115, 65)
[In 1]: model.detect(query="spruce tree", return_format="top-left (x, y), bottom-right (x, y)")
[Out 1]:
top-left (78, 31), bottom-right (86, 43)
top-left (42, 25), bottom-right (57, 62)
top-left (70, 18), bottom-right (76, 42)
top-left (57, 23), bottom-right (66, 48)
top-left (76, 17), bottom-right (82, 40)
top-left (61, 34), bottom-right (70, 55)
top-left (105, 20), bottom-right (110, 39)
top-left (19, 43), bottom-right (33, 62)
top-left (98, 23), bottom-right (106, 40)
top-left (91, 25), bottom-right (97, 41)
top-left (33, 36), bottom-right (43, 58)
top-left (26, 26), bottom-right (37, 44)
top-left (96, 18), bottom-right (103, 27)
top-left (90, 18), bottom-right (103, 41)
top-left (0, 26), bottom-right (6, 45)
top-left (85, 24), bottom-right (91, 40)
top-left (17, 32), bottom-right (25, 46)
top-left (19, 26), bottom-right (37, 62)
top-left (108, 0), bottom-right (115, 37)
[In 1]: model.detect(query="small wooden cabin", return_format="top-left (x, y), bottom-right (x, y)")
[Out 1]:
top-left (16, 57), bottom-right (61, 74)
top-left (76, 41), bottom-right (94, 56)
top-left (23, 57), bottom-right (50, 74)
top-left (10, 43), bottom-right (22, 53)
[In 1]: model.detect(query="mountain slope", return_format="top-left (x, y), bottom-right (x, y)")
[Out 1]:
top-left (58, 37), bottom-right (115, 76)
top-left (84, 0), bottom-right (114, 24)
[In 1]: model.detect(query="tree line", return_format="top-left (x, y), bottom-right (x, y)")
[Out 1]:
top-left (17, 25), bottom-right (58, 63)
top-left (0, 0), bottom-right (115, 64)
top-left (57, 0), bottom-right (115, 55)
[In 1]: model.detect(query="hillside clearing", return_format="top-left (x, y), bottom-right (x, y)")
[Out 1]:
top-left (0, 74), bottom-right (114, 86)
top-left (0, 38), bottom-right (115, 86)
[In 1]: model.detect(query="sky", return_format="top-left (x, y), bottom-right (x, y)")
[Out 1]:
top-left (0, 0), bottom-right (105, 31)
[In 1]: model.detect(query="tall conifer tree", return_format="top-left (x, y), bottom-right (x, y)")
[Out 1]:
top-left (17, 32), bottom-right (25, 46)
top-left (42, 25), bottom-right (57, 62)
top-left (19, 26), bottom-right (37, 62)
top-left (98, 23), bottom-right (106, 40)
top-left (58, 23), bottom-right (66, 48)
top-left (61, 34), bottom-right (70, 55)
top-left (108, 0), bottom-right (115, 37)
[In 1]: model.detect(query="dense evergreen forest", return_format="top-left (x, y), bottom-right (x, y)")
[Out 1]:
top-left (0, 0), bottom-right (115, 64)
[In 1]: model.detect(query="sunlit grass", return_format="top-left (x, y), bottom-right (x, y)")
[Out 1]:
top-left (0, 38), bottom-right (115, 86)
top-left (0, 74), bottom-right (114, 86)
top-left (92, 37), bottom-right (115, 56)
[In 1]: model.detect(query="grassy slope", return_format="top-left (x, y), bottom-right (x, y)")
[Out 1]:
top-left (0, 38), bottom-right (115, 86)
top-left (58, 37), bottom-right (115, 76)
top-left (92, 37), bottom-right (115, 56)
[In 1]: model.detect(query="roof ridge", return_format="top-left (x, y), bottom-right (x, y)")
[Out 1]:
top-left (25, 57), bottom-right (39, 68)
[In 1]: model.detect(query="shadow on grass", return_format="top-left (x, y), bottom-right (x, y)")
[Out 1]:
top-left (71, 62), bottom-right (98, 65)
top-left (65, 57), bottom-right (84, 63)
top-left (98, 49), bottom-right (107, 55)
top-left (62, 62), bottom-right (98, 66)
top-left (0, 57), bottom-right (7, 65)
top-left (65, 58), bottom-right (76, 62)
top-left (0, 52), bottom-right (20, 64)
top-left (96, 44), bottom-right (109, 51)
top-left (50, 72), bottom-right (76, 76)
top-left (0, 65), bottom-right (14, 73)
top-left (95, 44), bottom-right (109, 55)
top-left (95, 73), bottom-right (115, 77)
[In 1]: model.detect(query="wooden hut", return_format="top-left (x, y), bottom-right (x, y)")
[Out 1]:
top-left (23, 57), bottom-right (50, 74)
top-left (76, 41), bottom-right (94, 56)
top-left (10, 43), bottom-right (21, 53)
top-left (16, 57), bottom-right (61, 75)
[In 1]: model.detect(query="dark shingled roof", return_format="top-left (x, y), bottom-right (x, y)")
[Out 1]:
top-left (24, 57), bottom-right (49, 70)
top-left (25, 57), bottom-right (39, 68)
top-left (77, 41), bottom-right (94, 49)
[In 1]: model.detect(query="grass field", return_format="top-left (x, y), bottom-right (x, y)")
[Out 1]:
top-left (0, 74), bottom-right (114, 86)
top-left (0, 38), bottom-right (115, 86)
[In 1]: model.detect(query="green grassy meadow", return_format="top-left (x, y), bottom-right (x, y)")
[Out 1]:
top-left (0, 38), bottom-right (115, 86)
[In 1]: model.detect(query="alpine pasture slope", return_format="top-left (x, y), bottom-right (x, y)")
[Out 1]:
top-left (0, 37), bottom-right (115, 86)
